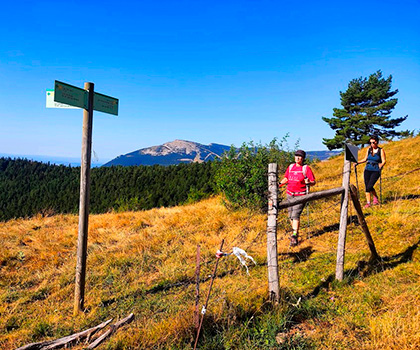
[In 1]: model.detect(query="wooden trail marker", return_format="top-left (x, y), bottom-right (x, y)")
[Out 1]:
top-left (47, 80), bottom-right (118, 315)
top-left (74, 82), bottom-right (95, 315)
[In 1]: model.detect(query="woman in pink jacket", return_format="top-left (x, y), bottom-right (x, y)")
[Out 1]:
top-left (279, 150), bottom-right (316, 246)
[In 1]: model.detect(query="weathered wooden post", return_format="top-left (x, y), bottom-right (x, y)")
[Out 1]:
top-left (74, 82), bottom-right (95, 314)
top-left (267, 163), bottom-right (280, 302)
top-left (335, 144), bottom-right (355, 280)
top-left (49, 80), bottom-right (119, 314)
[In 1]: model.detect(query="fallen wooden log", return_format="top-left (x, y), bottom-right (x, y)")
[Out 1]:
top-left (16, 318), bottom-right (113, 350)
top-left (87, 313), bottom-right (135, 349)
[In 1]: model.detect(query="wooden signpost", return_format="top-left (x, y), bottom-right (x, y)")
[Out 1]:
top-left (47, 80), bottom-right (118, 314)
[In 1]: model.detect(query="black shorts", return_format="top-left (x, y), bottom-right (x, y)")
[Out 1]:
top-left (364, 170), bottom-right (381, 192)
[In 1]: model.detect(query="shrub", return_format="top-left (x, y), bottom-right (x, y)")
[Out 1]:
top-left (214, 136), bottom-right (296, 211)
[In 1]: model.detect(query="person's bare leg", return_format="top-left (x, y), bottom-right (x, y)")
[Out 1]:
top-left (365, 192), bottom-right (371, 205)
top-left (292, 219), bottom-right (300, 236)
top-left (289, 219), bottom-right (300, 246)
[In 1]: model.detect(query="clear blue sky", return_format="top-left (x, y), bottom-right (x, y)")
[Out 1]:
top-left (1, 0), bottom-right (419, 163)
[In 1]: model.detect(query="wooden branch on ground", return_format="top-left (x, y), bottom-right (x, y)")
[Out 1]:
top-left (16, 318), bottom-right (113, 350)
top-left (87, 313), bottom-right (135, 349)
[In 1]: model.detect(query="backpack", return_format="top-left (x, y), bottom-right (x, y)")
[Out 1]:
top-left (289, 163), bottom-right (308, 179)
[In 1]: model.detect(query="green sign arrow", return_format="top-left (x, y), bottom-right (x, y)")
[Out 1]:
top-left (54, 81), bottom-right (88, 109)
top-left (53, 80), bottom-right (118, 116)
top-left (93, 92), bottom-right (119, 116)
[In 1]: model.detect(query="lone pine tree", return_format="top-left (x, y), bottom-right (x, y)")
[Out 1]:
top-left (322, 70), bottom-right (409, 150)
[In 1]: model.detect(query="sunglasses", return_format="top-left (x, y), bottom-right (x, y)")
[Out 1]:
top-left (370, 141), bottom-right (377, 144)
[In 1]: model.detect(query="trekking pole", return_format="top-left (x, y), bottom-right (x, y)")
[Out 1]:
top-left (193, 239), bottom-right (224, 350)
top-left (306, 184), bottom-right (310, 239)
top-left (379, 170), bottom-right (382, 206)
top-left (194, 245), bottom-right (201, 330)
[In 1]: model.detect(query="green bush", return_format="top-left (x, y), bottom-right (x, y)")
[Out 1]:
top-left (214, 136), bottom-right (296, 212)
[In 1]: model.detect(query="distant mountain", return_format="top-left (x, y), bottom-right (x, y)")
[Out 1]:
top-left (103, 140), bottom-right (232, 167)
top-left (103, 140), bottom-right (340, 167)
top-left (306, 150), bottom-right (341, 161)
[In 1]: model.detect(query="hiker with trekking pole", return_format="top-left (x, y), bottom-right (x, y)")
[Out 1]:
top-left (278, 150), bottom-right (316, 246)
top-left (354, 135), bottom-right (387, 208)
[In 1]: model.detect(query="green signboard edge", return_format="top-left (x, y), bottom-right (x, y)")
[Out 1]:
top-left (54, 80), bottom-right (88, 109)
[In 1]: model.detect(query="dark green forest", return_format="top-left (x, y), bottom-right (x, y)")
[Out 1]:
top-left (0, 157), bottom-right (215, 222)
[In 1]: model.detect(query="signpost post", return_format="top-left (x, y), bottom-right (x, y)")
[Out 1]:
top-left (48, 80), bottom-right (118, 314)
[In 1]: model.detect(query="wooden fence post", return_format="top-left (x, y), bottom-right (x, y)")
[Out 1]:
top-left (336, 159), bottom-right (351, 280)
top-left (267, 163), bottom-right (280, 302)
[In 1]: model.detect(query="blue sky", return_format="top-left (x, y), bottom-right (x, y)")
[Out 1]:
top-left (1, 0), bottom-right (419, 163)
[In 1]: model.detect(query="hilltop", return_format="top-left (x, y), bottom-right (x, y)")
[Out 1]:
top-left (103, 140), bottom-right (231, 166)
top-left (1, 136), bottom-right (419, 349)
top-left (103, 139), bottom-right (340, 167)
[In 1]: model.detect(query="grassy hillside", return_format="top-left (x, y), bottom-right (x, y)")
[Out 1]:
top-left (1, 136), bottom-right (419, 349)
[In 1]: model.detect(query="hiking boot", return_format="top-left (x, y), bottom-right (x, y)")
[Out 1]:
top-left (364, 202), bottom-right (371, 209)
top-left (372, 197), bottom-right (379, 205)
top-left (290, 235), bottom-right (299, 247)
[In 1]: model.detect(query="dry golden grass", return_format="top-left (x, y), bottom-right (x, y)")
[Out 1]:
top-left (1, 136), bottom-right (419, 349)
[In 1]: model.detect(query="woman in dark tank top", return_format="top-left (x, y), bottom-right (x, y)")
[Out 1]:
top-left (355, 135), bottom-right (387, 208)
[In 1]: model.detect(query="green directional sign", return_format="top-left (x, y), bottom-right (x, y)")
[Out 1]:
top-left (53, 80), bottom-right (119, 116)
top-left (54, 80), bottom-right (88, 109)
top-left (93, 92), bottom-right (119, 116)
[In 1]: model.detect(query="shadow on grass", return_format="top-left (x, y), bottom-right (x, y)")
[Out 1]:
top-left (309, 215), bottom-right (364, 238)
top-left (278, 246), bottom-right (314, 263)
top-left (399, 194), bottom-right (420, 200)
top-left (306, 238), bottom-right (420, 299)
top-left (382, 193), bottom-right (420, 205)
top-left (373, 238), bottom-right (419, 269)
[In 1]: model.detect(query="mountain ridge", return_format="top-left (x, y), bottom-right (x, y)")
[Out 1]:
top-left (103, 140), bottom-right (340, 167)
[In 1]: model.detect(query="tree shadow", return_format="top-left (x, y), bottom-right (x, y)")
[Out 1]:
top-left (399, 194), bottom-right (420, 200)
top-left (278, 246), bottom-right (314, 263)
top-left (381, 193), bottom-right (420, 205)
top-left (306, 238), bottom-right (420, 299)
